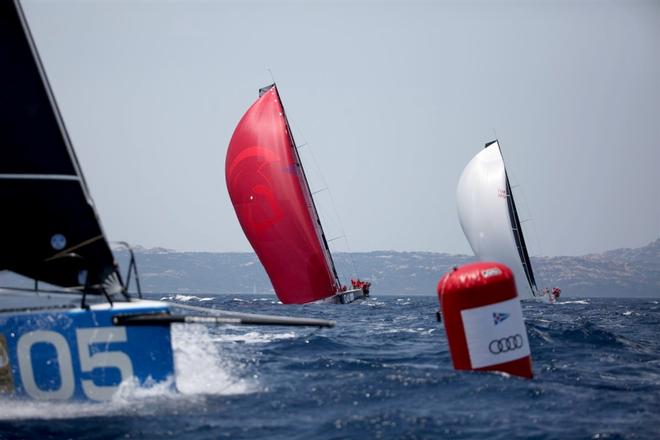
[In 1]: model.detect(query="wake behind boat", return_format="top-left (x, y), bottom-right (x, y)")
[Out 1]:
top-left (456, 140), bottom-right (558, 301)
top-left (226, 84), bottom-right (370, 305)
top-left (0, 1), bottom-right (333, 402)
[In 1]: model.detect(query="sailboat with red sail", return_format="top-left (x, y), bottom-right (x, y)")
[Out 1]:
top-left (226, 84), bottom-right (370, 304)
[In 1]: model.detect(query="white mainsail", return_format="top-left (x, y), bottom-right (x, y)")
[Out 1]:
top-left (456, 140), bottom-right (539, 299)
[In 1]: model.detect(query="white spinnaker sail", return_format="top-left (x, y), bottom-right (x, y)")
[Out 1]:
top-left (456, 141), bottom-right (537, 298)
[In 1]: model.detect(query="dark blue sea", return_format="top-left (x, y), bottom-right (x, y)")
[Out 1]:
top-left (1, 295), bottom-right (659, 439)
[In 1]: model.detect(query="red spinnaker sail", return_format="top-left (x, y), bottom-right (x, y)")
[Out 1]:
top-left (226, 85), bottom-right (339, 304)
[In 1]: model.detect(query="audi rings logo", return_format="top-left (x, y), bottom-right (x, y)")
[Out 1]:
top-left (488, 334), bottom-right (524, 354)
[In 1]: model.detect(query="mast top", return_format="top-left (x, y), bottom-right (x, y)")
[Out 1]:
top-left (259, 83), bottom-right (276, 97)
top-left (484, 139), bottom-right (498, 149)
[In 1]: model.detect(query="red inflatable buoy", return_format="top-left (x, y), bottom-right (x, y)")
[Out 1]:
top-left (437, 262), bottom-right (533, 379)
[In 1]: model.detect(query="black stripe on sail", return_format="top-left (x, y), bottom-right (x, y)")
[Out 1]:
top-left (505, 175), bottom-right (538, 294)
top-left (0, 1), bottom-right (121, 293)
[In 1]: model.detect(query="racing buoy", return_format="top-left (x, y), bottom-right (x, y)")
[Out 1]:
top-left (437, 262), bottom-right (533, 379)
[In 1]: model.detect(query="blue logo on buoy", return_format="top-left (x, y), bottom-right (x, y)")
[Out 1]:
top-left (50, 234), bottom-right (67, 251)
top-left (493, 312), bottom-right (509, 325)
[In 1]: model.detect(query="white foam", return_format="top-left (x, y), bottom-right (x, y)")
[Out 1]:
top-left (0, 399), bottom-right (115, 420)
top-left (231, 297), bottom-right (280, 304)
top-left (211, 330), bottom-right (297, 344)
top-left (380, 327), bottom-right (436, 335)
top-left (112, 376), bottom-right (178, 402)
top-left (0, 377), bottom-right (178, 420)
top-left (171, 324), bottom-right (256, 396)
top-left (558, 300), bottom-right (590, 305)
top-left (160, 294), bottom-right (214, 302)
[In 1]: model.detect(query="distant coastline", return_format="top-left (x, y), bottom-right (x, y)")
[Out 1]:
top-left (1, 239), bottom-right (658, 298)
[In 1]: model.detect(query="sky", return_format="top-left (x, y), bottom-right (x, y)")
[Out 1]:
top-left (21, 0), bottom-right (660, 257)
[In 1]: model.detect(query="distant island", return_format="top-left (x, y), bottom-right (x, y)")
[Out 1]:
top-left (117, 238), bottom-right (660, 298)
top-left (2, 239), bottom-right (658, 298)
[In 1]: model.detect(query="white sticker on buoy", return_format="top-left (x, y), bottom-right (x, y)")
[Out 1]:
top-left (461, 298), bottom-right (530, 369)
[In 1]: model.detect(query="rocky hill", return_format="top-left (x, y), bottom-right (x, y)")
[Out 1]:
top-left (114, 239), bottom-right (659, 297)
top-left (2, 240), bottom-right (658, 297)
top-left (533, 238), bottom-right (660, 297)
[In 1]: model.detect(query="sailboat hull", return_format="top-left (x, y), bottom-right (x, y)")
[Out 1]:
top-left (0, 298), bottom-right (174, 401)
top-left (315, 288), bottom-right (368, 304)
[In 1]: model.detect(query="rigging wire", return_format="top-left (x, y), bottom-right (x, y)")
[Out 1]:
top-left (286, 117), bottom-right (360, 281)
top-left (506, 164), bottom-right (548, 289)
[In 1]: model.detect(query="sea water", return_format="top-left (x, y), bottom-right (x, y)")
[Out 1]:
top-left (0, 295), bottom-right (659, 439)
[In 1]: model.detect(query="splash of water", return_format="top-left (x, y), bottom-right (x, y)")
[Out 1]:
top-left (171, 323), bottom-right (256, 395)
top-left (0, 323), bottom-right (257, 420)
top-left (211, 330), bottom-right (297, 344)
top-left (160, 294), bottom-right (214, 302)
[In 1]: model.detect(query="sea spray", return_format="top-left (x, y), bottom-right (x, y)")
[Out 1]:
top-left (0, 377), bottom-right (178, 421)
top-left (0, 323), bottom-right (257, 421)
top-left (211, 331), bottom-right (297, 345)
top-left (171, 323), bottom-right (256, 395)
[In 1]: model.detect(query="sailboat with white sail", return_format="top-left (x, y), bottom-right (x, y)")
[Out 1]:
top-left (0, 1), bottom-right (333, 401)
top-left (456, 140), bottom-right (545, 300)
top-left (226, 84), bottom-right (370, 304)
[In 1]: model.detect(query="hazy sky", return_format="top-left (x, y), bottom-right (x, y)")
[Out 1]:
top-left (21, 0), bottom-right (660, 256)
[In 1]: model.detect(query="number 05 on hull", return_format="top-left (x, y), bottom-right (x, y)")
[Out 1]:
top-left (0, 299), bottom-right (174, 401)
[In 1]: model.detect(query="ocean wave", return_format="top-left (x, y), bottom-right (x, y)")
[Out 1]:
top-left (378, 327), bottom-right (437, 335)
top-left (4, 296), bottom-right (659, 438)
top-left (211, 331), bottom-right (298, 344)
top-left (160, 294), bottom-right (214, 303)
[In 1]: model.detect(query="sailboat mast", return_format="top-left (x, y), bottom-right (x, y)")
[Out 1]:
top-left (493, 140), bottom-right (539, 295)
top-left (272, 85), bottom-right (342, 289)
top-left (505, 176), bottom-right (538, 292)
